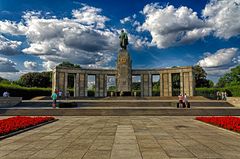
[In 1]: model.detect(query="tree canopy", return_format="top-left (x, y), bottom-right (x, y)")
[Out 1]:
top-left (217, 65), bottom-right (240, 87)
top-left (17, 72), bottom-right (52, 88)
top-left (193, 65), bottom-right (214, 88)
top-left (57, 61), bottom-right (81, 68)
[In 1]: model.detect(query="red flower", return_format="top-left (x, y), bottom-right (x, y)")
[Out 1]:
top-left (196, 116), bottom-right (240, 133)
top-left (0, 116), bottom-right (55, 136)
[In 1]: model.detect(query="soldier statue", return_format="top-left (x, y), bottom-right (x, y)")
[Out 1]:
top-left (119, 30), bottom-right (128, 50)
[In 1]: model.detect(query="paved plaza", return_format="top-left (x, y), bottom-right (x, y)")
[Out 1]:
top-left (1, 116), bottom-right (240, 159)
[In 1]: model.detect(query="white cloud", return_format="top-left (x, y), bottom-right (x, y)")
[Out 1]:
top-left (139, 3), bottom-right (209, 48)
top-left (42, 60), bottom-right (58, 71)
top-left (203, 0), bottom-right (240, 39)
top-left (120, 16), bottom-right (131, 24)
top-left (197, 48), bottom-right (239, 68)
top-left (197, 48), bottom-right (240, 77)
top-left (0, 20), bottom-right (27, 35)
top-left (72, 4), bottom-right (109, 29)
top-left (24, 61), bottom-right (38, 70)
top-left (0, 35), bottom-right (22, 55)
top-left (0, 5), bottom-right (120, 71)
top-left (0, 57), bottom-right (19, 72)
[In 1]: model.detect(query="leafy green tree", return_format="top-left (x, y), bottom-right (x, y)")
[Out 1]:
top-left (57, 61), bottom-right (81, 68)
top-left (17, 72), bottom-right (52, 88)
top-left (217, 65), bottom-right (240, 87)
top-left (132, 82), bottom-right (141, 91)
top-left (193, 65), bottom-right (214, 88)
top-left (108, 86), bottom-right (116, 91)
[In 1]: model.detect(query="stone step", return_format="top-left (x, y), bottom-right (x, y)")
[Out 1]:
top-left (1, 107), bottom-right (240, 116)
top-left (15, 101), bottom-right (234, 108)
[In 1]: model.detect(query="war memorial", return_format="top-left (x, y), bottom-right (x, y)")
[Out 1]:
top-left (1, 32), bottom-right (240, 159)
top-left (52, 30), bottom-right (194, 98)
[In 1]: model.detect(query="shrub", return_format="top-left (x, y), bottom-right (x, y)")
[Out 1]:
top-left (0, 83), bottom-right (51, 100)
top-left (195, 86), bottom-right (240, 98)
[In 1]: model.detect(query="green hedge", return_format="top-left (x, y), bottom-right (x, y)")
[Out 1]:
top-left (0, 83), bottom-right (51, 100)
top-left (195, 86), bottom-right (240, 98)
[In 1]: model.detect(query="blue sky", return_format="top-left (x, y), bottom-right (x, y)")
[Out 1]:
top-left (0, 0), bottom-right (239, 83)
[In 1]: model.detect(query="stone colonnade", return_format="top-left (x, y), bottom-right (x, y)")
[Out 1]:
top-left (52, 66), bottom-right (194, 97)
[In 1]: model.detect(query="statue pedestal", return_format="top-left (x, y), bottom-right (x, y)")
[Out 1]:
top-left (116, 49), bottom-right (132, 93)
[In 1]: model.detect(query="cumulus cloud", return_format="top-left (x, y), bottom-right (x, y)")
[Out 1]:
top-left (72, 4), bottom-right (109, 29)
top-left (24, 61), bottom-right (38, 70)
top-left (203, 0), bottom-right (240, 39)
top-left (0, 57), bottom-right (19, 72)
top-left (198, 48), bottom-right (239, 68)
top-left (0, 35), bottom-right (22, 55)
top-left (120, 16), bottom-right (132, 24)
top-left (138, 3), bottom-right (210, 48)
top-left (197, 48), bottom-right (239, 76)
top-left (0, 5), bottom-right (120, 71)
top-left (0, 20), bottom-right (27, 35)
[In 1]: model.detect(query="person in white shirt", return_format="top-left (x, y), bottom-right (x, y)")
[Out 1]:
top-left (3, 91), bottom-right (9, 97)
top-left (183, 93), bottom-right (188, 108)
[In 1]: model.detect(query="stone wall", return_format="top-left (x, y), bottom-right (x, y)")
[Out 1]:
top-left (0, 97), bottom-right (22, 107)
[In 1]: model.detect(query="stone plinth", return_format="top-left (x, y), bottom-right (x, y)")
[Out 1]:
top-left (116, 49), bottom-right (132, 92)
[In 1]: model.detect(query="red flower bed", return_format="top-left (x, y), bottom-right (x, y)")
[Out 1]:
top-left (196, 116), bottom-right (240, 133)
top-left (0, 116), bottom-right (55, 136)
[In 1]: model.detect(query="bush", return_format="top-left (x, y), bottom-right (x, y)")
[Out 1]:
top-left (195, 86), bottom-right (240, 98)
top-left (0, 83), bottom-right (51, 100)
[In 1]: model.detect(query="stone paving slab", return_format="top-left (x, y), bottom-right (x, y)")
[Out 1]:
top-left (0, 116), bottom-right (240, 159)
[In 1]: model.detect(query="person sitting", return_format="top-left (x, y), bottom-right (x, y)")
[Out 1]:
top-left (178, 94), bottom-right (184, 108)
top-left (3, 91), bottom-right (9, 97)
top-left (184, 93), bottom-right (190, 108)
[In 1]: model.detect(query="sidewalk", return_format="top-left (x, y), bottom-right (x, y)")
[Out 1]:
top-left (0, 116), bottom-right (240, 158)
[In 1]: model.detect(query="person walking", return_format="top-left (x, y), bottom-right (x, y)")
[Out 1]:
top-left (184, 93), bottom-right (188, 108)
top-left (51, 91), bottom-right (58, 108)
top-left (216, 91), bottom-right (220, 100)
top-left (223, 91), bottom-right (227, 101)
top-left (221, 91), bottom-right (224, 100)
top-left (58, 90), bottom-right (62, 99)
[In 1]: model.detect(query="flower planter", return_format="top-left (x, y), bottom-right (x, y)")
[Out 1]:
top-left (196, 116), bottom-right (240, 133)
top-left (0, 116), bottom-right (57, 140)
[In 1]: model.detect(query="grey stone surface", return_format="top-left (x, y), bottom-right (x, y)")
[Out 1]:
top-left (0, 116), bottom-right (240, 159)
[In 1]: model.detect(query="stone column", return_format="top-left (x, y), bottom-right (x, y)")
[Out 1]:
top-left (143, 74), bottom-right (149, 96)
top-left (162, 73), bottom-right (169, 96)
top-left (64, 72), bottom-right (68, 96)
top-left (141, 74), bottom-right (144, 97)
top-left (79, 73), bottom-right (86, 97)
top-left (74, 73), bottom-right (79, 97)
top-left (52, 70), bottom-right (58, 93)
top-left (148, 74), bottom-right (152, 96)
top-left (168, 73), bottom-right (172, 96)
top-left (99, 74), bottom-right (106, 97)
top-left (104, 75), bottom-right (107, 97)
top-left (95, 74), bottom-right (100, 97)
top-left (189, 71), bottom-right (194, 96)
top-left (183, 72), bottom-right (190, 96)
top-left (160, 73), bottom-right (163, 96)
top-left (180, 72), bottom-right (184, 95)
top-left (57, 72), bottom-right (65, 95)
top-left (84, 74), bottom-right (88, 97)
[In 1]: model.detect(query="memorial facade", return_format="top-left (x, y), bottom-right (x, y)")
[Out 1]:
top-left (52, 61), bottom-right (195, 97)
top-left (52, 31), bottom-right (195, 97)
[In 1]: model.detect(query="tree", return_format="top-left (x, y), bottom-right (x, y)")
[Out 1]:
top-left (57, 61), bottom-right (81, 68)
top-left (17, 72), bottom-right (52, 88)
top-left (217, 65), bottom-right (240, 87)
top-left (193, 65), bottom-right (214, 88)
